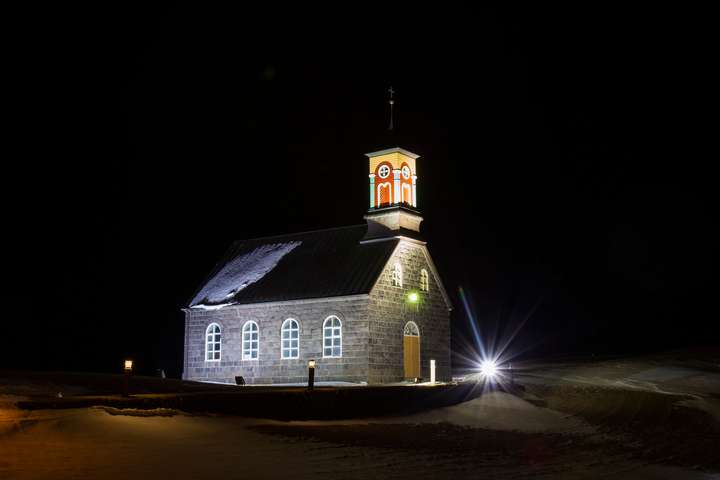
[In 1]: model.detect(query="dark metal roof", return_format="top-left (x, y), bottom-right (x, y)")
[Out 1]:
top-left (188, 224), bottom-right (398, 307)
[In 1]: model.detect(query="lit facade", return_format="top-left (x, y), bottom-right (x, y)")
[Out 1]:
top-left (182, 147), bottom-right (452, 384)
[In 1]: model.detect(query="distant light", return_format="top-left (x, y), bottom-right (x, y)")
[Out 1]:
top-left (480, 359), bottom-right (497, 378)
top-left (407, 292), bottom-right (419, 304)
top-left (308, 359), bottom-right (316, 369)
top-left (124, 359), bottom-right (133, 372)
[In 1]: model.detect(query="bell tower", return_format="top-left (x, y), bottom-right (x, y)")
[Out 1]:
top-left (364, 147), bottom-right (423, 238)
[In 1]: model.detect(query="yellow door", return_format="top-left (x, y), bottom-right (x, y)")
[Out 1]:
top-left (403, 335), bottom-right (420, 379)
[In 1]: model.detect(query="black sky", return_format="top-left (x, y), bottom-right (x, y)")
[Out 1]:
top-left (3, 5), bottom-right (716, 375)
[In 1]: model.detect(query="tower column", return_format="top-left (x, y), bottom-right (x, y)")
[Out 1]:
top-left (411, 175), bottom-right (417, 207)
top-left (369, 174), bottom-right (376, 209)
top-left (393, 169), bottom-right (401, 205)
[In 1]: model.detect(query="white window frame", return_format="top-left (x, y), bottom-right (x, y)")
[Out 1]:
top-left (242, 321), bottom-right (259, 361)
top-left (377, 182), bottom-right (392, 205)
top-left (402, 183), bottom-right (412, 204)
top-left (404, 321), bottom-right (420, 337)
top-left (281, 318), bottom-right (300, 359)
top-left (420, 268), bottom-right (429, 292)
top-left (392, 262), bottom-right (403, 288)
top-left (205, 323), bottom-right (222, 362)
top-left (323, 315), bottom-right (342, 358)
top-left (378, 164), bottom-right (391, 178)
top-left (401, 165), bottom-right (411, 179)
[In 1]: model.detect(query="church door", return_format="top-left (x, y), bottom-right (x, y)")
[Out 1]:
top-left (403, 322), bottom-right (420, 379)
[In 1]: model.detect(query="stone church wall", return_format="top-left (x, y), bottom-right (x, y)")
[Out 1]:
top-left (183, 296), bottom-right (369, 384)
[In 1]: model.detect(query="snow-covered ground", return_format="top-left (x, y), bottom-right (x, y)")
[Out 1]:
top-left (1, 352), bottom-right (719, 479)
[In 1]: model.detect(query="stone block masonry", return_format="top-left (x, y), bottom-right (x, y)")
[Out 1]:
top-left (183, 296), bottom-right (370, 384)
top-left (368, 240), bottom-right (451, 383)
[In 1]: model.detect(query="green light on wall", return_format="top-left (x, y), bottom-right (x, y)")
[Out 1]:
top-left (407, 292), bottom-right (419, 304)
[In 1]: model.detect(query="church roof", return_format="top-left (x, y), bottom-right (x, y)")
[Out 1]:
top-left (188, 225), bottom-right (399, 308)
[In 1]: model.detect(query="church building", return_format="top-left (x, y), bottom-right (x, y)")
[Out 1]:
top-left (182, 147), bottom-right (452, 384)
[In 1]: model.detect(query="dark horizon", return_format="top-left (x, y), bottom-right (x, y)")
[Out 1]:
top-left (3, 5), bottom-right (715, 377)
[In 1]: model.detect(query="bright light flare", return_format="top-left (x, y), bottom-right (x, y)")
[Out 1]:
top-left (479, 359), bottom-right (498, 378)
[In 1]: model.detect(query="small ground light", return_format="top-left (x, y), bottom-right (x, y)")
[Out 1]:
top-left (307, 359), bottom-right (316, 391)
top-left (122, 359), bottom-right (133, 397)
top-left (480, 359), bottom-right (498, 378)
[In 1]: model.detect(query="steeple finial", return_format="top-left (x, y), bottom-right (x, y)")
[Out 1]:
top-left (388, 86), bottom-right (395, 131)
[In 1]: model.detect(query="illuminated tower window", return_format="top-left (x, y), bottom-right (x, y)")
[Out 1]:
top-left (377, 182), bottom-right (392, 207)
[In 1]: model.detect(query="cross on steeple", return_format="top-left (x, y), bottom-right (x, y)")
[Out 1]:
top-left (388, 86), bottom-right (395, 131)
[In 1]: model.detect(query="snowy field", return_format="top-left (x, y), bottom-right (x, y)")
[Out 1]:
top-left (1, 351), bottom-right (719, 479)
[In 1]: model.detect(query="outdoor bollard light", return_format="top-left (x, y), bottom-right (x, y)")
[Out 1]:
top-left (308, 359), bottom-right (316, 391)
top-left (430, 359), bottom-right (436, 384)
top-left (123, 359), bottom-right (133, 397)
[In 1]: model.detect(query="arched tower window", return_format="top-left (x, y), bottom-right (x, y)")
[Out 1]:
top-left (420, 269), bottom-right (429, 292)
top-left (400, 163), bottom-right (413, 206)
top-left (377, 182), bottom-right (392, 207)
top-left (281, 318), bottom-right (299, 359)
top-left (402, 183), bottom-right (412, 204)
top-left (242, 321), bottom-right (259, 360)
top-left (392, 262), bottom-right (403, 288)
top-left (205, 323), bottom-right (221, 362)
top-left (323, 316), bottom-right (342, 358)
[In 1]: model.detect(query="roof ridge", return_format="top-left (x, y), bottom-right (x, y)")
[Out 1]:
top-left (231, 223), bottom-right (366, 245)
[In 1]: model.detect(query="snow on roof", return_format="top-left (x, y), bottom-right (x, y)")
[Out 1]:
top-left (185, 225), bottom-right (400, 308)
top-left (190, 241), bottom-right (301, 308)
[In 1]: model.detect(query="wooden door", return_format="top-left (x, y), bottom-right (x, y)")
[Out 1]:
top-left (403, 335), bottom-right (420, 379)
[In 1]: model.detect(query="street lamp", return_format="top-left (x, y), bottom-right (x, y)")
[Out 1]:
top-left (307, 359), bottom-right (316, 391)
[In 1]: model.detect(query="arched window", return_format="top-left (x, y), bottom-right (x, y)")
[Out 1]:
top-left (402, 183), bottom-right (412, 204)
top-left (205, 323), bottom-right (221, 361)
top-left (404, 321), bottom-right (420, 337)
top-left (323, 316), bottom-right (342, 358)
top-left (392, 262), bottom-right (403, 288)
top-left (242, 321), bottom-right (259, 360)
top-left (281, 318), bottom-right (299, 359)
top-left (378, 182), bottom-right (392, 207)
top-left (420, 269), bottom-right (429, 292)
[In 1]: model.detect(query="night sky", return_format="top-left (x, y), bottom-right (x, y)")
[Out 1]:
top-left (3, 5), bottom-right (715, 376)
